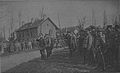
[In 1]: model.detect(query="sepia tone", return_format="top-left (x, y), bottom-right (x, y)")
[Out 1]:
top-left (0, 0), bottom-right (120, 73)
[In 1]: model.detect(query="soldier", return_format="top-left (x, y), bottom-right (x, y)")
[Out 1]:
top-left (104, 25), bottom-right (113, 67)
top-left (77, 30), bottom-right (86, 63)
top-left (85, 29), bottom-right (94, 66)
top-left (65, 31), bottom-right (73, 57)
top-left (112, 25), bottom-right (120, 71)
top-left (45, 34), bottom-right (52, 58)
top-left (36, 35), bottom-right (46, 60)
top-left (95, 29), bottom-right (106, 71)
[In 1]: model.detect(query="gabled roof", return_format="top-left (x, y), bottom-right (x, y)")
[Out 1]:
top-left (16, 17), bottom-right (59, 32)
top-left (46, 17), bottom-right (59, 30)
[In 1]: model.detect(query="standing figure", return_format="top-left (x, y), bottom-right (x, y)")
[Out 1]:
top-left (44, 34), bottom-right (52, 58)
top-left (49, 37), bottom-right (54, 56)
top-left (64, 31), bottom-right (73, 57)
top-left (36, 35), bottom-right (46, 60)
top-left (112, 25), bottom-right (120, 71)
top-left (86, 30), bottom-right (94, 66)
top-left (105, 25), bottom-right (114, 68)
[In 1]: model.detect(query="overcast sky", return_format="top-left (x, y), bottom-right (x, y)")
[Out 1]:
top-left (0, 0), bottom-right (119, 39)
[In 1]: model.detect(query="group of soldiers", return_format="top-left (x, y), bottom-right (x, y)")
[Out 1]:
top-left (4, 40), bottom-right (33, 53)
top-left (36, 34), bottom-right (54, 59)
top-left (62, 24), bottom-right (120, 71)
top-left (104, 24), bottom-right (120, 71)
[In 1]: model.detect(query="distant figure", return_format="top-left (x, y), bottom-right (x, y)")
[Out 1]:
top-left (15, 41), bottom-right (21, 51)
top-left (28, 41), bottom-right (32, 50)
top-left (36, 35), bottom-right (46, 60)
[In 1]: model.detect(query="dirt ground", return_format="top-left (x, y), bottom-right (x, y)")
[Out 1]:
top-left (3, 48), bottom-right (119, 73)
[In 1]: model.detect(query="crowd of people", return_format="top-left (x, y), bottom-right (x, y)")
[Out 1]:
top-left (1, 23), bottom-right (120, 72)
top-left (35, 24), bottom-right (120, 71)
top-left (61, 24), bottom-right (120, 71)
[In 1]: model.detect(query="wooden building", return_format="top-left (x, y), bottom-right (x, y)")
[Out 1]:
top-left (15, 17), bottom-right (59, 42)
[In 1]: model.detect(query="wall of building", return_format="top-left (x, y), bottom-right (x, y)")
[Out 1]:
top-left (16, 27), bottom-right (38, 41)
top-left (40, 19), bottom-right (56, 38)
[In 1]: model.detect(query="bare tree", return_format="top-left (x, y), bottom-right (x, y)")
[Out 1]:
top-left (18, 10), bottom-right (22, 27)
top-left (103, 10), bottom-right (107, 29)
top-left (92, 9), bottom-right (96, 26)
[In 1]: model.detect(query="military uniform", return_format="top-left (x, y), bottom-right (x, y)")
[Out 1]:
top-left (112, 25), bottom-right (120, 71)
top-left (104, 26), bottom-right (114, 67)
top-left (66, 32), bottom-right (73, 57)
top-left (45, 36), bottom-right (52, 58)
top-left (36, 37), bottom-right (46, 60)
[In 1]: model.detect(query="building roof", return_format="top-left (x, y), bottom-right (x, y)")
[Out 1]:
top-left (46, 17), bottom-right (59, 30)
top-left (16, 17), bottom-right (59, 32)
